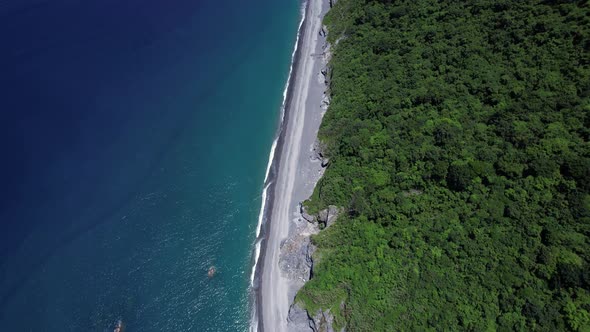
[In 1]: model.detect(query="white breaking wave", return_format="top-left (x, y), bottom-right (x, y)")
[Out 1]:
top-left (249, 2), bottom-right (308, 331)
top-left (251, 181), bottom-right (271, 285)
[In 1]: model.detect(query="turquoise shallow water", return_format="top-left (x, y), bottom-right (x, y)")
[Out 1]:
top-left (0, 0), bottom-right (300, 330)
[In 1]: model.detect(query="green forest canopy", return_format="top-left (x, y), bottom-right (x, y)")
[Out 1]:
top-left (298, 0), bottom-right (590, 330)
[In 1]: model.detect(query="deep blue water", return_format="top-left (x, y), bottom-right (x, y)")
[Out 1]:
top-left (0, 0), bottom-right (300, 330)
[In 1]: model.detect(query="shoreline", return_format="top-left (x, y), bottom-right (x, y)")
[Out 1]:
top-left (250, 0), bottom-right (329, 330)
top-left (249, 1), bottom-right (309, 331)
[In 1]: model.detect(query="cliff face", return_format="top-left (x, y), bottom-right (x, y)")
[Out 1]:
top-left (282, 203), bottom-right (342, 332)
top-left (276, 22), bottom-right (344, 332)
top-left (279, 214), bottom-right (318, 284)
top-left (288, 302), bottom-right (339, 332)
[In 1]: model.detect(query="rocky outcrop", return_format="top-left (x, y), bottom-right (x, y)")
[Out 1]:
top-left (320, 94), bottom-right (331, 114)
top-left (279, 233), bottom-right (317, 282)
top-left (312, 140), bottom-right (330, 168)
top-left (301, 205), bottom-right (317, 223)
top-left (318, 205), bottom-right (342, 228)
top-left (283, 204), bottom-right (341, 281)
top-left (288, 305), bottom-right (340, 332)
top-left (288, 303), bottom-right (316, 331)
top-left (311, 308), bottom-right (336, 332)
top-left (320, 37), bottom-right (332, 89)
top-left (320, 67), bottom-right (330, 85)
top-left (280, 201), bottom-right (345, 331)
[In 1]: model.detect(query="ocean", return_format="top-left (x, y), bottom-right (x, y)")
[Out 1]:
top-left (0, 0), bottom-right (300, 330)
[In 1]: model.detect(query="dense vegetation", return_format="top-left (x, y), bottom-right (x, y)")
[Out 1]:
top-left (298, 0), bottom-right (590, 330)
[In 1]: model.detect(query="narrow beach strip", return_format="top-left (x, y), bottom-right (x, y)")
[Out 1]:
top-left (249, 2), bottom-right (308, 331)
top-left (254, 0), bottom-right (328, 330)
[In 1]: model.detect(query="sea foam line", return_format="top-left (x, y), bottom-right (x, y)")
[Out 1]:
top-left (249, 2), bottom-right (308, 331)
